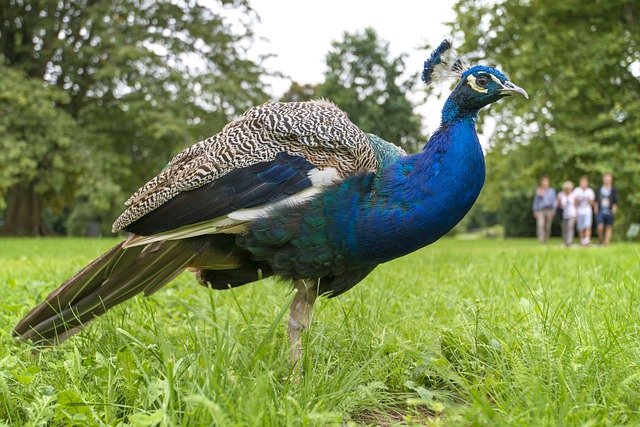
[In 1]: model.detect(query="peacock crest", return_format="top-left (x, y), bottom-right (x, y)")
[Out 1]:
top-left (421, 39), bottom-right (469, 86)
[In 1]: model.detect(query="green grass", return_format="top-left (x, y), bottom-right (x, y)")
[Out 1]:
top-left (1, 237), bottom-right (640, 426)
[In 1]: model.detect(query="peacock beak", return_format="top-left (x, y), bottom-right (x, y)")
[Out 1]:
top-left (500, 81), bottom-right (529, 99)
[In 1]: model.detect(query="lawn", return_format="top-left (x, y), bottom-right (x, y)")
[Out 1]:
top-left (1, 237), bottom-right (639, 426)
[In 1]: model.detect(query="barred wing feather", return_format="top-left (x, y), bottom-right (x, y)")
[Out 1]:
top-left (112, 101), bottom-right (379, 232)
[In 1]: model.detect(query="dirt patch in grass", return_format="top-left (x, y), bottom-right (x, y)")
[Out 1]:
top-left (350, 405), bottom-right (439, 426)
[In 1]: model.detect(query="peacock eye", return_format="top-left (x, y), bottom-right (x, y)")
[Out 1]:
top-left (476, 75), bottom-right (490, 87)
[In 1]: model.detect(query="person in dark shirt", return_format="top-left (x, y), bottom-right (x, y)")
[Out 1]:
top-left (594, 172), bottom-right (619, 246)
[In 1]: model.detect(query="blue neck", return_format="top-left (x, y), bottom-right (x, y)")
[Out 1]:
top-left (441, 97), bottom-right (478, 126)
top-left (349, 116), bottom-right (485, 263)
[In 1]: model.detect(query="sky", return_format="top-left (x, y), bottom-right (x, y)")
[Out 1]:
top-left (248, 0), bottom-right (458, 135)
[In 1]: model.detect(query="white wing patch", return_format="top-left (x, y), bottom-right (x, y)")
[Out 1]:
top-left (122, 167), bottom-right (342, 249)
top-left (230, 167), bottom-right (340, 221)
top-left (227, 187), bottom-right (321, 222)
top-left (308, 167), bottom-right (340, 187)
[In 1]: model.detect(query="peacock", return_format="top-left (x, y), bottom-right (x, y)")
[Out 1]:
top-left (14, 40), bottom-right (527, 367)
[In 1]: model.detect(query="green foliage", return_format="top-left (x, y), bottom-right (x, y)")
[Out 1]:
top-left (452, 0), bottom-right (640, 233)
top-left (279, 82), bottom-right (318, 103)
top-left (3, 238), bottom-right (640, 424)
top-left (0, 67), bottom-right (82, 212)
top-left (497, 192), bottom-right (536, 237)
top-left (317, 28), bottom-right (424, 153)
top-left (0, 0), bottom-right (269, 234)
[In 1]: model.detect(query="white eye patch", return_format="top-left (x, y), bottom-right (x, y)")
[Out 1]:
top-left (467, 74), bottom-right (504, 93)
top-left (466, 75), bottom-right (488, 93)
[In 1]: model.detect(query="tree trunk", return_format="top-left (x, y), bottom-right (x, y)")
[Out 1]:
top-left (1, 182), bottom-right (46, 236)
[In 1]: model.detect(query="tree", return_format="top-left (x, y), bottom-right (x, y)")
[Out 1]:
top-left (0, 0), bottom-right (268, 235)
top-left (317, 28), bottom-right (424, 153)
top-left (0, 67), bottom-right (81, 235)
top-left (279, 82), bottom-right (318, 103)
top-left (452, 0), bottom-right (640, 236)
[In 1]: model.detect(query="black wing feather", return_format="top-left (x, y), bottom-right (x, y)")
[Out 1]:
top-left (125, 152), bottom-right (316, 236)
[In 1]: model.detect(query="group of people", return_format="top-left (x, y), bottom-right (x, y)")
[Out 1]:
top-left (532, 174), bottom-right (618, 247)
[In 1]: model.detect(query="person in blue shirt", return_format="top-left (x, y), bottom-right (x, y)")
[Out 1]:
top-left (532, 176), bottom-right (557, 243)
top-left (594, 173), bottom-right (619, 246)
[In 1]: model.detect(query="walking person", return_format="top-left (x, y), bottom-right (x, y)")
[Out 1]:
top-left (557, 181), bottom-right (577, 247)
top-left (595, 173), bottom-right (618, 246)
top-left (572, 176), bottom-right (595, 246)
top-left (532, 176), bottom-right (556, 243)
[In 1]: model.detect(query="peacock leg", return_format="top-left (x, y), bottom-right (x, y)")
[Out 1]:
top-left (288, 279), bottom-right (317, 375)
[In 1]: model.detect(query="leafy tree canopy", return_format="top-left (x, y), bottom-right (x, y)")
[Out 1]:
top-left (279, 82), bottom-right (318, 103)
top-left (317, 28), bottom-right (424, 153)
top-left (0, 0), bottom-right (269, 235)
top-left (452, 0), bottom-right (640, 234)
top-left (0, 66), bottom-right (82, 234)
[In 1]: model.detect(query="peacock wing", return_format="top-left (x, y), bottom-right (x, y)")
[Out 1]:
top-left (112, 101), bottom-right (382, 234)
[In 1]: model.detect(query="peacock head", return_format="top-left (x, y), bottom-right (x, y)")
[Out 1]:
top-left (422, 39), bottom-right (528, 123)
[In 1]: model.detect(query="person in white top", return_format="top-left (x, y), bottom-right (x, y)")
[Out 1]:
top-left (557, 181), bottom-right (577, 246)
top-left (572, 176), bottom-right (595, 246)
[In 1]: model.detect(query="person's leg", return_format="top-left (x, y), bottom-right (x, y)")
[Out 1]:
top-left (584, 214), bottom-right (592, 244)
top-left (604, 214), bottom-right (614, 245)
top-left (596, 213), bottom-right (604, 244)
top-left (535, 212), bottom-right (545, 243)
top-left (563, 218), bottom-right (573, 246)
top-left (577, 215), bottom-right (586, 245)
top-left (544, 210), bottom-right (554, 242)
top-left (568, 218), bottom-right (576, 246)
top-left (604, 226), bottom-right (612, 245)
